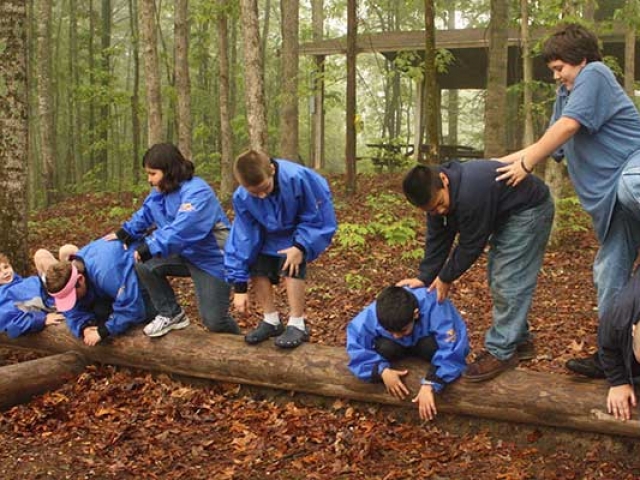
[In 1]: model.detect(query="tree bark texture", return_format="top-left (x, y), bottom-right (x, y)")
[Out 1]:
top-left (0, 0), bottom-right (29, 272)
top-left (279, 0), bottom-right (300, 161)
top-left (1, 326), bottom-right (639, 438)
top-left (0, 352), bottom-right (86, 410)
top-left (345, 0), bottom-right (357, 194)
top-left (140, 0), bottom-right (163, 146)
top-left (239, 0), bottom-right (267, 150)
top-left (483, 0), bottom-right (509, 158)
top-left (128, 0), bottom-right (141, 184)
top-left (623, 0), bottom-right (636, 98)
top-left (217, 0), bottom-right (235, 200)
top-left (175, 0), bottom-right (192, 159)
top-left (423, 0), bottom-right (439, 164)
top-left (310, 0), bottom-right (325, 169)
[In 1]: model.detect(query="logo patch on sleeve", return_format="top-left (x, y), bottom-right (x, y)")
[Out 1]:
top-left (179, 202), bottom-right (194, 212)
top-left (445, 328), bottom-right (457, 343)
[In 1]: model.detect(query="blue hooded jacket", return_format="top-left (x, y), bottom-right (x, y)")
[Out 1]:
top-left (64, 239), bottom-right (147, 338)
top-left (225, 159), bottom-right (337, 286)
top-left (120, 176), bottom-right (230, 279)
top-left (0, 274), bottom-right (54, 338)
top-left (346, 287), bottom-right (469, 393)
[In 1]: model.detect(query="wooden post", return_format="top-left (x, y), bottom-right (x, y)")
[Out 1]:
top-left (0, 351), bottom-right (86, 410)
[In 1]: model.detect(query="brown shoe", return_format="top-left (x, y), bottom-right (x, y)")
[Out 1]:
top-left (463, 351), bottom-right (518, 383)
top-left (516, 340), bottom-right (536, 361)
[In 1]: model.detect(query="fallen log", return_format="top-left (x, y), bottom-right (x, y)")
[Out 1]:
top-left (0, 351), bottom-right (86, 410)
top-left (1, 324), bottom-right (638, 437)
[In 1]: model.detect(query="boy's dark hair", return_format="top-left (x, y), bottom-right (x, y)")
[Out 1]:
top-left (402, 165), bottom-right (443, 208)
top-left (376, 286), bottom-right (418, 333)
top-left (234, 149), bottom-right (271, 186)
top-left (0, 253), bottom-right (10, 266)
top-left (542, 23), bottom-right (602, 65)
top-left (143, 143), bottom-right (195, 193)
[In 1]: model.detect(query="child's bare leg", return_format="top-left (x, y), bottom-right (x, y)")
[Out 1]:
top-left (284, 277), bottom-right (306, 319)
top-left (253, 276), bottom-right (277, 315)
top-left (58, 244), bottom-right (79, 262)
top-left (244, 276), bottom-right (282, 344)
top-left (274, 277), bottom-right (309, 348)
top-left (33, 249), bottom-right (58, 278)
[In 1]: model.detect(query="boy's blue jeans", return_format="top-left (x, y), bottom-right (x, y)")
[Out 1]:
top-left (134, 255), bottom-right (239, 334)
top-left (485, 196), bottom-right (554, 360)
top-left (595, 155), bottom-right (640, 319)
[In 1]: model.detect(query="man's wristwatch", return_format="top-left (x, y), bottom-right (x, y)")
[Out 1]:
top-left (420, 378), bottom-right (436, 386)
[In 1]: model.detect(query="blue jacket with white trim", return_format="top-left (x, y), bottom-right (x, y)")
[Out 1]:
top-left (120, 176), bottom-right (230, 279)
top-left (64, 239), bottom-right (147, 338)
top-left (346, 287), bottom-right (469, 393)
top-left (225, 159), bottom-right (337, 285)
top-left (0, 274), bottom-right (53, 338)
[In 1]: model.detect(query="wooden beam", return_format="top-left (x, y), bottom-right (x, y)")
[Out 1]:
top-left (1, 325), bottom-right (638, 438)
top-left (0, 351), bottom-right (86, 410)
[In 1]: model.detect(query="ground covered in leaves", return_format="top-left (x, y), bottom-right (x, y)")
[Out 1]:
top-left (1, 174), bottom-right (638, 479)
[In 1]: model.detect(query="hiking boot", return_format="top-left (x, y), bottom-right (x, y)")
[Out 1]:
top-left (245, 321), bottom-right (285, 345)
top-left (463, 351), bottom-right (518, 383)
top-left (516, 340), bottom-right (536, 361)
top-left (565, 353), bottom-right (605, 379)
top-left (143, 310), bottom-right (190, 338)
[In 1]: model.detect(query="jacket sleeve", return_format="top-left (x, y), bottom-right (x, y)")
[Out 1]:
top-left (418, 214), bottom-right (456, 285)
top-left (346, 307), bottom-right (390, 382)
top-left (2, 310), bottom-right (47, 339)
top-left (103, 271), bottom-right (146, 336)
top-left (121, 196), bottom-right (156, 240)
top-left (145, 183), bottom-right (217, 258)
top-left (423, 299), bottom-right (469, 392)
top-left (292, 173), bottom-right (337, 262)
top-left (224, 196), bottom-right (264, 286)
top-left (64, 307), bottom-right (95, 339)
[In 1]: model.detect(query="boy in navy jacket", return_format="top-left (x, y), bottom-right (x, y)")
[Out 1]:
top-left (347, 286), bottom-right (468, 421)
top-left (399, 160), bottom-right (554, 381)
top-left (225, 149), bottom-right (337, 349)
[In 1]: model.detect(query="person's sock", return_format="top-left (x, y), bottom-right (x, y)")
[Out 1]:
top-left (287, 316), bottom-right (306, 331)
top-left (263, 311), bottom-right (281, 326)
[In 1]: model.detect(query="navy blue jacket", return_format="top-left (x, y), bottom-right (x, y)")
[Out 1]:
top-left (225, 159), bottom-right (337, 288)
top-left (346, 287), bottom-right (469, 393)
top-left (0, 274), bottom-right (54, 338)
top-left (418, 160), bottom-right (550, 285)
top-left (598, 267), bottom-right (640, 387)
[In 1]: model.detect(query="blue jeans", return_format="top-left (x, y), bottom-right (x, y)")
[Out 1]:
top-left (594, 157), bottom-right (640, 319)
top-left (134, 255), bottom-right (239, 334)
top-left (485, 196), bottom-right (554, 360)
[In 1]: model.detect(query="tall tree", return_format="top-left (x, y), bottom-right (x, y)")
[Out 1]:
top-left (483, 0), bottom-right (509, 157)
top-left (129, 0), bottom-right (141, 183)
top-left (218, 0), bottom-right (235, 199)
top-left (97, 0), bottom-right (111, 178)
top-left (345, 0), bottom-right (357, 193)
top-left (423, 0), bottom-right (439, 163)
top-left (140, 0), bottom-right (163, 145)
top-left (36, 0), bottom-right (56, 205)
top-left (239, 0), bottom-right (267, 150)
top-left (175, 0), bottom-right (192, 158)
top-left (446, 2), bottom-right (458, 147)
top-left (0, 0), bottom-right (29, 271)
top-left (310, 0), bottom-right (325, 169)
top-left (623, 0), bottom-right (636, 98)
top-left (279, 0), bottom-right (299, 160)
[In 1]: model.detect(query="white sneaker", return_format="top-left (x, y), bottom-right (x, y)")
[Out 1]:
top-left (143, 310), bottom-right (190, 337)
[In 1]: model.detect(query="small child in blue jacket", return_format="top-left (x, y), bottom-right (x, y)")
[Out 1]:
top-left (0, 253), bottom-right (63, 338)
top-left (225, 149), bottom-right (337, 349)
top-left (347, 286), bottom-right (469, 421)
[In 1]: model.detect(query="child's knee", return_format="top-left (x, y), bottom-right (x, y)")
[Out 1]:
top-left (34, 249), bottom-right (57, 276)
top-left (58, 244), bottom-right (79, 262)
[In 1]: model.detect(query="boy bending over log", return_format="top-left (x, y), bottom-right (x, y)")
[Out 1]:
top-left (346, 286), bottom-right (469, 421)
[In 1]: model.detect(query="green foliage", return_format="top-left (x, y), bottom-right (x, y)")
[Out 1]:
top-left (556, 196), bottom-right (590, 233)
top-left (107, 206), bottom-right (134, 220)
top-left (367, 137), bottom-right (412, 172)
top-left (335, 222), bottom-right (370, 249)
top-left (345, 272), bottom-right (371, 291)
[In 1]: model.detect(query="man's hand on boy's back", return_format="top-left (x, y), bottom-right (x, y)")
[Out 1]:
top-left (278, 246), bottom-right (304, 276)
top-left (381, 368), bottom-right (410, 399)
top-left (428, 277), bottom-right (450, 303)
top-left (413, 385), bottom-right (437, 421)
top-left (233, 293), bottom-right (249, 313)
top-left (607, 384), bottom-right (637, 421)
top-left (396, 278), bottom-right (425, 289)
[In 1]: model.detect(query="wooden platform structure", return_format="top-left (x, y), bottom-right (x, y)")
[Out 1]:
top-left (2, 324), bottom-right (639, 439)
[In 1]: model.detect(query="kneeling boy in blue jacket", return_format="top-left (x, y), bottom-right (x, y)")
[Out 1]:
top-left (347, 286), bottom-right (469, 421)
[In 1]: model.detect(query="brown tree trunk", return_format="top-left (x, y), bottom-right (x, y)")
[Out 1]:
top-left (97, 0), bottom-right (111, 180)
top-left (345, 0), bottom-right (357, 194)
top-left (483, 0), bottom-right (509, 157)
top-left (310, 0), bottom-right (325, 169)
top-left (423, 0), bottom-right (439, 164)
top-left (140, 0), bottom-right (163, 146)
top-left (1, 327), bottom-right (639, 438)
top-left (218, 0), bottom-right (235, 200)
top-left (279, 0), bottom-right (300, 161)
top-left (0, 352), bottom-right (86, 410)
top-left (129, 0), bottom-right (141, 184)
top-left (175, 0), bottom-right (192, 159)
top-left (624, 0), bottom-right (636, 98)
top-left (0, 0), bottom-right (29, 272)
top-left (36, 0), bottom-right (56, 206)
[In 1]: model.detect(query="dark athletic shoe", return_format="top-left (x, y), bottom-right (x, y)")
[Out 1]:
top-left (463, 350), bottom-right (518, 383)
top-left (565, 353), bottom-right (605, 379)
top-left (245, 321), bottom-right (285, 345)
top-left (274, 325), bottom-right (310, 349)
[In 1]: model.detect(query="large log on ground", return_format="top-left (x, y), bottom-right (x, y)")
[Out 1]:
top-left (0, 351), bottom-right (86, 410)
top-left (1, 325), bottom-right (638, 437)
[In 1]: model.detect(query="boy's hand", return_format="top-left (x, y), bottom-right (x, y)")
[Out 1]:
top-left (428, 277), bottom-right (450, 303)
top-left (381, 368), bottom-right (410, 399)
top-left (607, 384), bottom-right (637, 421)
top-left (45, 312), bottom-right (64, 326)
top-left (233, 293), bottom-right (249, 313)
top-left (278, 246), bottom-right (304, 276)
top-left (82, 326), bottom-right (102, 346)
top-left (396, 278), bottom-right (425, 289)
top-left (103, 232), bottom-right (128, 250)
top-left (412, 384), bottom-right (437, 421)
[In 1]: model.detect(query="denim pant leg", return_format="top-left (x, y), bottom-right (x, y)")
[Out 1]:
top-left (595, 161), bottom-right (640, 318)
top-left (134, 255), bottom-right (188, 317)
top-left (485, 197), bottom-right (554, 360)
top-left (186, 262), bottom-right (240, 334)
